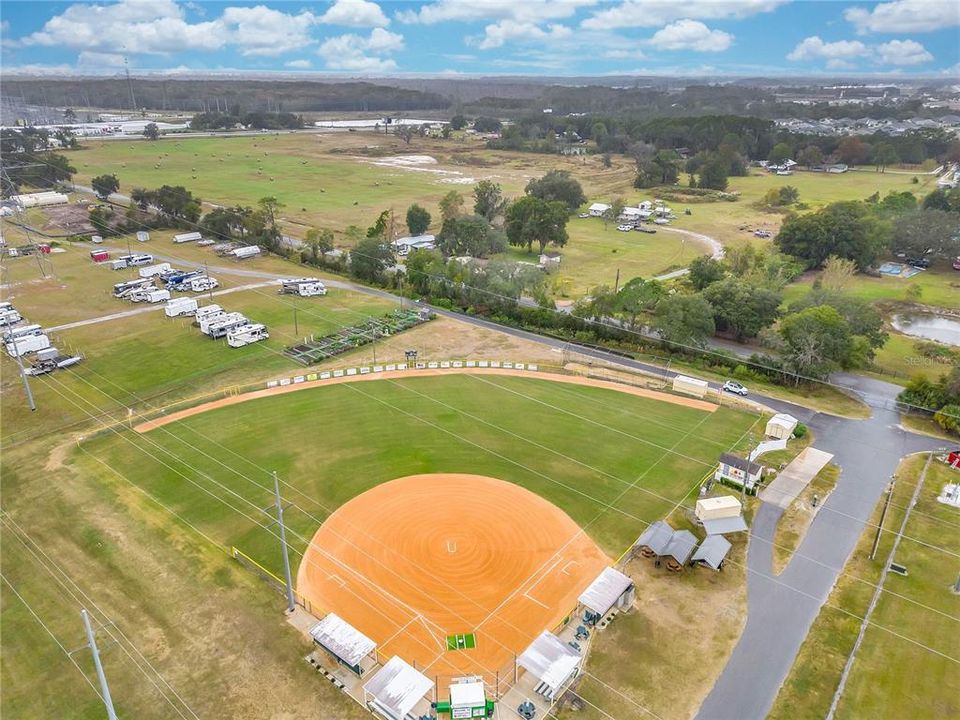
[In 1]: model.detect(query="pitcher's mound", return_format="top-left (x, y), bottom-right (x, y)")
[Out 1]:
top-left (296, 473), bottom-right (609, 683)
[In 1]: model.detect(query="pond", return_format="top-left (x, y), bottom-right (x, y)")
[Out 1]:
top-left (891, 313), bottom-right (960, 347)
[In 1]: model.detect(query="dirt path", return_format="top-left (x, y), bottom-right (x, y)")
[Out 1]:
top-left (134, 366), bottom-right (717, 433)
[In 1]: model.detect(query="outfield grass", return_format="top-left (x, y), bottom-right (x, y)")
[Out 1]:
top-left (768, 452), bottom-right (957, 720)
top-left (82, 374), bottom-right (761, 573)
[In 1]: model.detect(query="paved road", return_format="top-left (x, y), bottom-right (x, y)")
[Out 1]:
top-left (696, 375), bottom-right (938, 720)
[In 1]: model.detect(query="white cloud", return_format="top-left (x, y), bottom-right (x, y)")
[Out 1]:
top-left (317, 27), bottom-right (403, 71)
top-left (218, 6), bottom-right (317, 57)
top-left (875, 39), bottom-right (934, 65)
top-left (844, 0), bottom-right (958, 34)
top-left (285, 59), bottom-right (313, 69)
top-left (604, 48), bottom-right (646, 60)
top-left (475, 21), bottom-right (572, 49)
top-left (786, 36), bottom-right (870, 66)
top-left (648, 20), bottom-right (732, 51)
top-left (0, 20), bottom-right (10, 33)
top-left (320, 0), bottom-right (389, 28)
top-left (398, 0), bottom-right (597, 25)
top-left (77, 51), bottom-right (128, 67)
top-left (582, 0), bottom-right (785, 31)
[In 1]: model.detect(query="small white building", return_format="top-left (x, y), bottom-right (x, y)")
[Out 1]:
top-left (765, 413), bottom-right (799, 440)
top-left (587, 202), bottom-right (611, 217)
top-left (578, 567), bottom-right (634, 621)
top-left (392, 234), bottom-right (436, 256)
top-left (673, 375), bottom-right (709, 399)
top-left (695, 496), bottom-right (742, 522)
top-left (363, 656), bottom-right (434, 720)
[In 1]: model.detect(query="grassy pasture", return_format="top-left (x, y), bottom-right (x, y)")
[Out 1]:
top-left (85, 374), bottom-right (760, 572)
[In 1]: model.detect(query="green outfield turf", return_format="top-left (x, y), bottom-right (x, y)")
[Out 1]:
top-left (81, 374), bottom-right (760, 575)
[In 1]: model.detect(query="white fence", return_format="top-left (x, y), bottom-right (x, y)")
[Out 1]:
top-left (749, 438), bottom-right (787, 461)
top-left (265, 360), bottom-right (540, 389)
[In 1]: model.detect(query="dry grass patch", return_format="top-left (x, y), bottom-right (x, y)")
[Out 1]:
top-left (772, 462), bottom-right (841, 575)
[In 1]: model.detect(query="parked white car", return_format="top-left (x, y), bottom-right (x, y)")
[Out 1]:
top-left (722, 380), bottom-right (749, 396)
top-left (616, 224), bottom-right (633, 232)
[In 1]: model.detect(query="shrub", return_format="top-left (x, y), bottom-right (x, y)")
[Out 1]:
top-left (793, 423), bottom-right (808, 439)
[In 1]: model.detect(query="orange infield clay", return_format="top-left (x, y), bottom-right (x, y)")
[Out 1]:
top-left (296, 473), bottom-right (610, 686)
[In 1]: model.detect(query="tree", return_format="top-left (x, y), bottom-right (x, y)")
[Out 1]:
top-left (153, 185), bottom-right (201, 224)
top-left (819, 256), bottom-right (858, 293)
top-left (614, 277), bottom-right (664, 329)
top-left (130, 187), bottom-right (151, 210)
top-left (91, 174), bottom-right (119, 201)
top-left (200, 206), bottom-right (248, 240)
top-left (702, 279), bottom-right (782, 341)
top-left (450, 115), bottom-right (467, 131)
top-left (437, 214), bottom-right (505, 257)
top-left (473, 117), bottom-right (502, 133)
top-left (768, 142), bottom-right (792, 166)
top-left (688, 256), bottom-right (726, 290)
top-left (893, 209), bottom-right (960, 260)
top-left (877, 191), bottom-right (917, 216)
top-left (697, 156), bottom-right (729, 191)
top-left (654, 294), bottom-right (715, 348)
top-left (504, 196), bottom-right (570, 254)
top-left (142, 123), bottom-right (160, 141)
top-left (873, 142), bottom-right (899, 172)
top-left (439, 190), bottom-right (464, 223)
top-left (366, 210), bottom-right (390, 240)
top-left (63, 108), bottom-right (77, 123)
top-left (350, 235), bottom-right (395, 283)
top-left (257, 196), bottom-right (283, 229)
top-left (798, 145), bottom-right (823, 168)
top-left (304, 228), bottom-right (334, 262)
top-left (591, 122), bottom-right (608, 145)
top-left (779, 305), bottom-right (855, 379)
top-left (474, 180), bottom-right (506, 221)
top-left (922, 188), bottom-right (960, 213)
top-left (836, 136), bottom-right (870, 166)
top-left (406, 203), bottom-right (431, 236)
top-left (775, 201), bottom-right (891, 270)
top-left (88, 206), bottom-right (114, 235)
top-left (525, 170), bottom-right (586, 211)
top-left (395, 125), bottom-right (414, 144)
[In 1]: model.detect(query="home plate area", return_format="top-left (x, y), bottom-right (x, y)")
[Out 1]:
top-left (296, 473), bottom-right (623, 700)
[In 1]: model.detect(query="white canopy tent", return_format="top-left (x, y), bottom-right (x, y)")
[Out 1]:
top-left (578, 567), bottom-right (634, 617)
top-left (363, 656), bottom-right (433, 720)
top-left (309, 613), bottom-right (376, 672)
top-left (518, 631), bottom-right (581, 693)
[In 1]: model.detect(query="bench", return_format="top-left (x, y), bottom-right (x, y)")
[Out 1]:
top-left (534, 681), bottom-right (556, 700)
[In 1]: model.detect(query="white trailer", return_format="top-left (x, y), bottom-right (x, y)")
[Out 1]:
top-left (128, 286), bottom-right (160, 302)
top-left (232, 245), bottom-right (261, 260)
top-left (6, 333), bottom-right (51, 357)
top-left (280, 277), bottom-right (327, 297)
top-left (227, 323), bottom-right (269, 348)
top-left (127, 253), bottom-right (154, 267)
top-left (0, 302), bottom-right (13, 312)
top-left (204, 313), bottom-right (249, 338)
top-left (143, 289), bottom-right (171, 304)
top-left (165, 297), bottom-right (199, 317)
top-left (189, 276), bottom-right (219, 292)
top-left (3, 323), bottom-right (43, 341)
top-left (173, 231), bottom-right (202, 244)
top-left (136, 231), bottom-right (150, 242)
top-left (111, 258), bottom-right (129, 270)
top-left (138, 262), bottom-right (172, 279)
top-left (0, 308), bottom-right (22, 327)
top-left (194, 304), bottom-right (223, 324)
top-left (91, 235), bottom-right (104, 244)
top-left (201, 310), bottom-right (245, 335)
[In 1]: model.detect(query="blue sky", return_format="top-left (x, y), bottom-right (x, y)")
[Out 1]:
top-left (1, 0), bottom-right (958, 76)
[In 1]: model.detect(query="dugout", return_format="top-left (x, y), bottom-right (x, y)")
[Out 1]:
top-left (692, 535), bottom-right (732, 571)
top-left (363, 656), bottom-right (434, 720)
top-left (309, 613), bottom-right (377, 676)
top-left (578, 567), bottom-right (634, 624)
top-left (517, 631), bottom-right (581, 700)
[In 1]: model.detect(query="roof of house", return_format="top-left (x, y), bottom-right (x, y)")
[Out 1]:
top-left (703, 515), bottom-right (749, 535)
top-left (394, 234), bottom-right (436, 246)
top-left (578, 567), bottom-right (634, 616)
top-left (767, 413), bottom-right (798, 428)
top-left (588, 202), bottom-right (611, 211)
top-left (517, 631), bottom-right (581, 692)
top-left (363, 656), bottom-right (433, 719)
top-left (634, 520), bottom-right (674, 555)
top-left (309, 613), bottom-right (376, 667)
top-left (718, 452), bottom-right (763, 476)
top-left (663, 529), bottom-right (698, 564)
top-left (692, 535), bottom-right (732, 570)
top-left (696, 496), bottom-right (742, 514)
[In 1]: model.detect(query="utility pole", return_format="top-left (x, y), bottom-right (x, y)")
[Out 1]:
top-left (293, 306), bottom-right (299, 337)
top-left (614, 267), bottom-right (620, 294)
top-left (273, 472), bottom-right (296, 613)
top-left (11, 342), bottom-right (36, 411)
top-left (870, 476), bottom-right (896, 560)
top-left (81, 609), bottom-right (118, 720)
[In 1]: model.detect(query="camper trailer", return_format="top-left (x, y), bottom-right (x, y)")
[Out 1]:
top-left (138, 262), bottom-right (173, 279)
top-left (227, 323), bottom-right (269, 348)
top-left (3, 323), bottom-right (43, 341)
top-left (165, 297), bottom-right (199, 317)
top-left (5, 333), bottom-right (51, 357)
top-left (112, 278), bottom-right (153, 298)
top-left (204, 313), bottom-right (249, 338)
top-left (0, 308), bottom-right (22, 327)
top-left (194, 304), bottom-right (223, 324)
top-left (200, 310), bottom-right (243, 335)
top-left (189, 276), bottom-right (219, 292)
top-left (173, 232), bottom-right (202, 244)
top-left (279, 278), bottom-right (327, 297)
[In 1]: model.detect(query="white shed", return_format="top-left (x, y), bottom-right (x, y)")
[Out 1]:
top-left (695, 496), bottom-right (742, 522)
top-left (363, 656), bottom-right (433, 720)
top-left (309, 613), bottom-right (376, 674)
top-left (518, 631), bottom-right (581, 695)
top-left (588, 202), bottom-right (611, 217)
top-left (673, 374), bottom-right (709, 399)
top-left (766, 413), bottom-right (799, 439)
top-left (578, 567), bottom-right (634, 618)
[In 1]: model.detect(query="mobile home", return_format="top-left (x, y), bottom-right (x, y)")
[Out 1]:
top-left (138, 262), bottom-right (172, 279)
top-left (231, 245), bottom-right (261, 260)
top-left (194, 304), bottom-right (223, 323)
top-left (200, 310), bottom-right (244, 335)
top-left (280, 278), bottom-right (326, 297)
top-left (227, 323), bottom-right (269, 348)
top-left (165, 297), bottom-right (199, 317)
top-left (204, 313), bottom-right (250, 338)
top-left (5, 333), bottom-right (51, 357)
